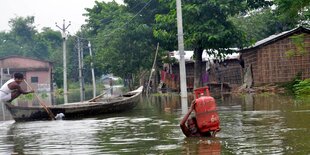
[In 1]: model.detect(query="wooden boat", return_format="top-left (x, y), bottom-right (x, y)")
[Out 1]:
top-left (5, 86), bottom-right (143, 121)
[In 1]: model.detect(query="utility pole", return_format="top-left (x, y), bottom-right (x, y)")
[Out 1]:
top-left (176, 0), bottom-right (188, 98)
top-left (81, 41), bottom-right (85, 100)
top-left (88, 41), bottom-right (96, 98)
top-left (56, 19), bottom-right (71, 103)
top-left (77, 37), bottom-right (84, 102)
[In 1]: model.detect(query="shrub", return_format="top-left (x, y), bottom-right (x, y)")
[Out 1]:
top-left (293, 78), bottom-right (310, 98)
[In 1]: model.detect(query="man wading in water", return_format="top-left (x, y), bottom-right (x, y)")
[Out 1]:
top-left (0, 72), bottom-right (34, 102)
top-left (180, 101), bottom-right (213, 137)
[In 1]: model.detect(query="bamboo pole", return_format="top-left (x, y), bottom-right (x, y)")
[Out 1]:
top-left (146, 43), bottom-right (159, 95)
top-left (24, 80), bottom-right (55, 120)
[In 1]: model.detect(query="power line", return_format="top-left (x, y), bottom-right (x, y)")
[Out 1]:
top-left (76, 0), bottom-right (153, 41)
top-left (102, 0), bottom-right (153, 37)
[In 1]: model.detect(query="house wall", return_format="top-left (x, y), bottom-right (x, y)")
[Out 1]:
top-left (26, 71), bottom-right (52, 91)
top-left (258, 33), bottom-right (310, 85)
top-left (220, 60), bottom-right (243, 85)
top-left (0, 57), bottom-right (53, 91)
top-left (242, 50), bottom-right (258, 85)
top-left (169, 61), bottom-right (206, 90)
top-left (168, 60), bottom-right (242, 91)
top-left (243, 32), bottom-right (310, 86)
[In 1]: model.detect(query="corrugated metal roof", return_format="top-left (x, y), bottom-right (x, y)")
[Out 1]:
top-left (240, 26), bottom-right (310, 52)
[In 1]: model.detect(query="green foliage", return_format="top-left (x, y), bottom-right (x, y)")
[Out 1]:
top-left (162, 55), bottom-right (177, 64)
top-left (40, 93), bottom-right (48, 99)
top-left (274, 0), bottom-right (310, 22)
top-left (282, 72), bottom-right (302, 94)
top-left (153, 0), bottom-right (273, 87)
top-left (0, 16), bottom-right (65, 87)
top-left (285, 34), bottom-right (308, 57)
top-left (155, 0), bottom-right (244, 51)
top-left (113, 78), bottom-right (124, 85)
top-left (68, 82), bottom-right (82, 89)
top-left (154, 0), bottom-right (274, 52)
top-left (1, 0), bottom-right (308, 90)
top-left (19, 93), bottom-right (34, 100)
top-left (83, 0), bottom-right (160, 88)
top-left (5, 16), bottom-right (53, 59)
top-left (8, 16), bottom-right (36, 42)
top-left (230, 0), bottom-right (310, 47)
top-left (230, 8), bottom-right (296, 46)
top-left (293, 78), bottom-right (310, 98)
top-left (0, 16), bottom-right (39, 57)
top-left (55, 88), bottom-right (64, 96)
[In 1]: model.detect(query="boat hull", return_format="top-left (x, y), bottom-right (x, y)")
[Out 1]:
top-left (5, 86), bottom-right (143, 121)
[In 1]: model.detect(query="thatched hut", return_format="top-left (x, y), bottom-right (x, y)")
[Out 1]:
top-left (239, 26), bottom-right (310, 86)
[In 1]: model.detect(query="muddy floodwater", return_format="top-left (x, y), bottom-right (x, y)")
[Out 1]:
top-left (0, 92), bottom-right (310, 154)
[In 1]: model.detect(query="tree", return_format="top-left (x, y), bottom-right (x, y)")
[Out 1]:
top-left (38, 27), bottom-right (63, 86)
top-left (274, 0), bottom-right (310, 24)
top-left (230, 8), bottom-right (297, 45)
top-left (230, 1), bottom-right (309, 57)
top-left (4, 16), bottom-right (52, 59)
top-left (8, 16), bottom-right (37, 42)
top-left (0, 32), bottom-right (23, 56)
top-left (83, 1), bottom-right (159, 89)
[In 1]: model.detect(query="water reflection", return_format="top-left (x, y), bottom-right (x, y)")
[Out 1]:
top-left (181, 97), bottom-right (189, 115)
top-left (218, 94), bottom-right (310, 154)
top-left (182, 138), bottom-right (221, 155)
top-left (0, 93), bottom-right (309, 154)
top-left (95, 116), bottom-right (181, 154)
top-left (0, 103), bottom-right (12, 121)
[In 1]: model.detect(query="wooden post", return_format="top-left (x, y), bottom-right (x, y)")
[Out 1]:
top-left (146, 43), bottom-right (159, 95)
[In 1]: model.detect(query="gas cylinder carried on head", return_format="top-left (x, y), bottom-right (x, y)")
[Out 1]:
top-left (193, 86), bottom-right (220, 133)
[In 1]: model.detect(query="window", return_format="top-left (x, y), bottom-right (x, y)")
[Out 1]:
top-left (31, 77), bottom-right (38, 83)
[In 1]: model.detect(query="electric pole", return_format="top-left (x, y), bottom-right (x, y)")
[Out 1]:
top-left (77, 37), bottom-right (84, 102)
top-left (176, 0), bottom-right (188, 98)
top-left (81, 41), bottom-right (85, 100)
top-left (88, 41), bottom-right (96, 98)
top-left (56, 19), bottom-right (71, 103)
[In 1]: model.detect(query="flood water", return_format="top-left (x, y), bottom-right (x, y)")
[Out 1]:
top-left (0, 91), bottom-right (310, 154)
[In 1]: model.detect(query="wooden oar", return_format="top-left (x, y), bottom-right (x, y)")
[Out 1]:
top-left (24, 80), bottom-right (55, 120)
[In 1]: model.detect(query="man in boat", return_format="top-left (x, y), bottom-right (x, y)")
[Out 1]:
top-left (180, 101), bottom-right (213, 137)
top-left (0, 72), bottom-right (34, 102)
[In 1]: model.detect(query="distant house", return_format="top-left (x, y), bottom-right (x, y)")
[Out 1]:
top-left (0, 55), bottom-right (53, 92)
top-left (208, 58), bottom-right (243, 87)
top-left (238, 26), bottom-right (310, 86)
top-left (161, 51), bottom-right (242, 92)
top-left (164, 60), bottom-right (204, 91)
top-left (161, 51), bottom-right (209, 91)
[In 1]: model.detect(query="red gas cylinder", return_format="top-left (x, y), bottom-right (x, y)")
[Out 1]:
top-left (194, 86), bottom-right (220, 133)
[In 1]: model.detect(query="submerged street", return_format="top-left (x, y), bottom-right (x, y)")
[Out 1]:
top-left (0, 92), bottom-right (310, 154)
top-left (1, 0), bottom-right (309, 154)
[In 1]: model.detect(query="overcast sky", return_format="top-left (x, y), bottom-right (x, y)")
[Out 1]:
top-left (0, 0), bottom-right (123, 34)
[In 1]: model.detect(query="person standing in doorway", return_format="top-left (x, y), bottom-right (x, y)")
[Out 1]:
top-left (0, 72), bottom-right (34, 102)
